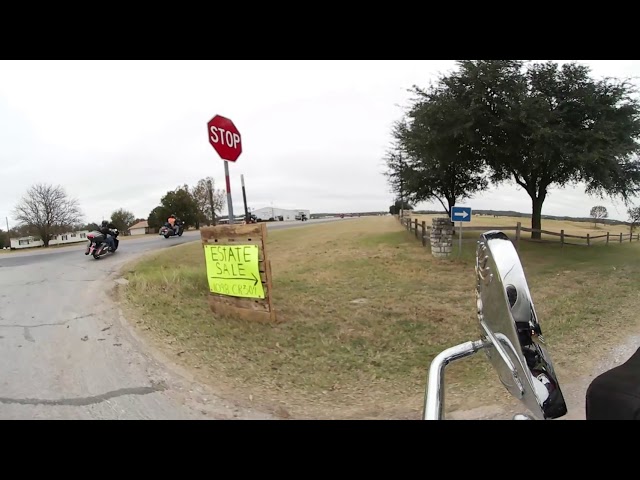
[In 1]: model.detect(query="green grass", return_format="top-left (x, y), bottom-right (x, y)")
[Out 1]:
top-left (117, 217), bottom-right (640, 419)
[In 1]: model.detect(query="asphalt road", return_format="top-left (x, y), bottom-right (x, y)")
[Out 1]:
top-left (0, 218), bottom-right (346, 419)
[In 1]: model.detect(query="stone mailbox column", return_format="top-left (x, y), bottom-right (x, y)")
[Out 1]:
top-left (430, 217), bottom-right (454, 257)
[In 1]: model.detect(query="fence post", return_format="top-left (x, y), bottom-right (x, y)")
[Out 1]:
top-left (587, 233), bottom-right (590, 246)
top-left (620, 232), bottom-right (623, 243)
top-left (515, 222), bottom-right (521, 251)
top-left (414, 219), bottom-right (419, 239)
top-left (606, 232), bottom-right (610, 245)
top-left (421, 221), bottom-right (427, 247)
top-left (560, 229), bottom-right (565, 248)
top-left (631, 232), bottom-right (633, 243)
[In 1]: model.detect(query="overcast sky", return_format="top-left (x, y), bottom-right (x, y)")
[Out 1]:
top-left (1, 60), bottom-right (640, 228)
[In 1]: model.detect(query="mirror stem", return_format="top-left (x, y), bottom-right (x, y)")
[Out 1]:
top-left (423, 340), bottom-right (486, 420)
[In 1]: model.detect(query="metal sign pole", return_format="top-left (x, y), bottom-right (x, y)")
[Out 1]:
top-left (224, 161), bottom-right (234, 225)
top-left (459, 221), bottom-right (462, 256)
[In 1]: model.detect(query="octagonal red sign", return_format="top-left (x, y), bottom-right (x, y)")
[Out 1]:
top-left (207, 114), bottom-right (242, 162)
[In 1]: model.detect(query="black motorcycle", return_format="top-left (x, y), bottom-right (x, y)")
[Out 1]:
top-left (159, 220), bottom-right (184, 239)
top-left (85, 229), bottom-right (119, 259)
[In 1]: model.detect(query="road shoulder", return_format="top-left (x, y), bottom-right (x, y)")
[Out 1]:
top-left (109, 249), bottom-right (275, 419)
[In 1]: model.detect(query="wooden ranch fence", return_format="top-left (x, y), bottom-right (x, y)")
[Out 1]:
top-left (397, 215), bottom-right (640, 250)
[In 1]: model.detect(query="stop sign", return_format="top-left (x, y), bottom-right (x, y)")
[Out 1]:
top-left (207, 114), bottom-right (242, 162)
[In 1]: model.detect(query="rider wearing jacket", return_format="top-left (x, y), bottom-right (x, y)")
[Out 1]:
top-left (99, 220), bottom-right (117, 251)
top-left (166, 214), bottom-right (182, 235)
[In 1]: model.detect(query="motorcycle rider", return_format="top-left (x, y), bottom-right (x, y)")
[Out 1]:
top-left (174, 216), bottom-right (184, 234)
top-left (166, 214), bottom-right (182, 235)
top-left (98, 220), bottom-right (117, 251)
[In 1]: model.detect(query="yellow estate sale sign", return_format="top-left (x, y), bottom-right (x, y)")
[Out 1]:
top-left (204, 244), bottom-right (265, 299)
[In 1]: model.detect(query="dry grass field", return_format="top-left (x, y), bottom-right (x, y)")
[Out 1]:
top-left (116, 216), bottom-right (640, 419)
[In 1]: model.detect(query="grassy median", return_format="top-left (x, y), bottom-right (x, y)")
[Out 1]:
top-left (116, 217), bottom-right (640, 419)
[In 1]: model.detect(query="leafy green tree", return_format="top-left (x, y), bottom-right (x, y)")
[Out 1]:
top-left (390, 86), bottom-right (487, 215)
top-left (160, 185), bottom-right (199, 228)
top-left (389, 199), bottom-right (413, 215)
top-left (147, 185), bottom-right (200, 230)
top-left (590, 205), bottom-right (608, 227)
top-left (147, 206), bottom-right (169, 231)
top-left (441, 60), bottom-right (640, 239)
top-left (628, 206), bottom-right (640, 235)
top-left (110, 208), bottom-right (136, 233)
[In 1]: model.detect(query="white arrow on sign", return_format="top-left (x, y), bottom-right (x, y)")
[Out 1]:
top-left (454, 210), bottom-right (469, 219)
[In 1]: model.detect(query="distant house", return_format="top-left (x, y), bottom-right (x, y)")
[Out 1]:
top-left (129, 220), bottom-right (150, 236)
top-left (10, 230), bottom-right (90, 249)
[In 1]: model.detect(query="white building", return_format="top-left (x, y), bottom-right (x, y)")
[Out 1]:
top-left (10, 230), bottom-right (90, 249)
top-left (252, 207), bottom-right (310, 222)
top-left (129, 220), bottom-right (150, 236)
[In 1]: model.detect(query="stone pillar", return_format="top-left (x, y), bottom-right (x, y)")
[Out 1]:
top-left (430, 217), bottom-right (454, 258)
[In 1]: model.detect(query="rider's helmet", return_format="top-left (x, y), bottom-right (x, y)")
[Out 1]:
top-left (170, 214), bottom-right (176, 219)
top-left (101, 220), bottom-right (108, 228)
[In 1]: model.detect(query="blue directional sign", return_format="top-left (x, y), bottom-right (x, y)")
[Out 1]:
top-left (451, 206), bottom-right (472, 222)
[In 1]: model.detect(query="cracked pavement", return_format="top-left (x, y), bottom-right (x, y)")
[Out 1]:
top-left (0, 231), bottom-right (225, 419)
top-left (0, 219), bottom-right (341, 420)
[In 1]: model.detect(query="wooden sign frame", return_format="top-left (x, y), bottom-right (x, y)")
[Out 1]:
top-left (200, 222), bottom-right (276, 322)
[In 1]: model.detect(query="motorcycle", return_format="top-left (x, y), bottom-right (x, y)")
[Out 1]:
top-left (84, 229), bottom-right (119, 259)
top-left (159, 221), bottom-right (184, 239)
top-left (423, 229), bottom-right (640, 420)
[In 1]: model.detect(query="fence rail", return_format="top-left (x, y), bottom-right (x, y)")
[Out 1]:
top-left (397, 215), bottom-right (639, 250)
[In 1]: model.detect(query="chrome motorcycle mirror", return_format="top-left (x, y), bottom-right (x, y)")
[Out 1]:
top-left (475, 231), bottom-right (567, 420)
top-left (423, 230), bottom-right (568, 420)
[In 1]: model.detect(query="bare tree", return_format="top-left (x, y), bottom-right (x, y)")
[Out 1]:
top-left (590, 205), bottom-right (608, 227)
top-left (13, 183), bottom-right (83, 247)
top-left (191, 177), bottom-right (225, 226)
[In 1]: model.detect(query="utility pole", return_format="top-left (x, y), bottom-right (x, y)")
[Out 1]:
top-left (241, 174), bottom-right (250, 223)
top-left (207, 179), bottom-right (217, 226)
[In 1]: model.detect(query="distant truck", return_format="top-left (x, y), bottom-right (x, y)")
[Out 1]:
top-left (295, 212), bottom-right (308, 221)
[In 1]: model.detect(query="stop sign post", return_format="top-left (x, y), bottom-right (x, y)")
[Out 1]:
top-left (207, 115), bottom-right (243, 224)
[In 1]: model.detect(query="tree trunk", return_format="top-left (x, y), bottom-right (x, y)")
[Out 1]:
top-left (531, 196), bottom-right (544, 240)
top-left (38, 228), bottom-right (51, 247)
